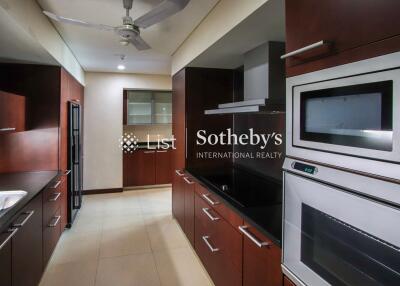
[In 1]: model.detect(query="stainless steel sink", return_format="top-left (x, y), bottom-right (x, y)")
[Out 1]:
top-left (0, 191), bottom-right (27, 212)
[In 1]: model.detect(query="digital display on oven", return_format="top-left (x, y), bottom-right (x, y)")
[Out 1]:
top-left (292, 162), bottom-right (317, 174)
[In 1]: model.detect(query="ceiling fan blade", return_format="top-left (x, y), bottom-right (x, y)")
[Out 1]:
top-left (134, 0), bottom-right (190, 28)
top-left (130, 36), bottom-right (151, 51)
top-left (43, 11), bottom-right (115, 31)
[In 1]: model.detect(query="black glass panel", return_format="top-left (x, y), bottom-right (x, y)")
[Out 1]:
top-left (300, 81), bottom-right (393, 151)
top-left (301, 204), bottom-right (400, 286)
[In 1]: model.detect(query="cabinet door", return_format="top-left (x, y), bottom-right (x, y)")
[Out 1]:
top-left (241, 223), bottom-right (282, 286)
top-left (0, 91), bottom-right (26, 134)
top-left (43, 208), bottom-right (62, 267)
top-left (0, 230), bottom-right (13, 286)
top-left (172, 69), bottom-right (186, 171)
top-left (172, 170), bottom-right (185, 229)
top-left (183, 176), bottom-right (195, 246)
top-left (284, 276), bottom-right (296, 286)
top-left (124, 150), bottom-right (156, 187)
top-left (285, 0), bottom-right (400, 71)
top-left (12, 193), bottom-right (43, 286)
top-left (155, 149), bottom-right (172, 184)
top-left (195, 193), bottom-right (242, 286)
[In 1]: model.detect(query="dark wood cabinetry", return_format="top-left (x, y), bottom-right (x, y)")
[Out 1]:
top-left (285, 0), bottom-right (400, 76)
top-left (12, 193), bottom-right (43, 286)
top-left (0, 230), bottom-right (13, 286)
top-left (0, 91), bottom-right (26, 134)
top-left (241, 222), bottom-right (282, 286)
top-left (172, 170), bottom-right (185, 229)
top-left (183, 176), bottom-right (195, 246)
top-left (123, 149), bottom-right (172, 187)
top-left (284, 276), bottom-right (296, 286)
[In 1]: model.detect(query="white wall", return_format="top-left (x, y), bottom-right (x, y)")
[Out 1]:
top-left (171, 0), bottom-right (269, 74)
top-left (0, 0), bottom-right (85, 84)
top-left (83, 72), bottom-right (172, 191)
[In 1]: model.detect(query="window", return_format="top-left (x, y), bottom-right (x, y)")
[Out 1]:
top-left (126, 90), bottom-right (172, 125)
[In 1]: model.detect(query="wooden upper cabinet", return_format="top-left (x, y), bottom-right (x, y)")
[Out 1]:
top-left (172, 69), bottom-right (186, 171)
top-left (0, 91), bottom-right (26, 134)
top-left (285, 0), bottom-right (400, 76)
top-left (241, 222), bottom-right (282, 286)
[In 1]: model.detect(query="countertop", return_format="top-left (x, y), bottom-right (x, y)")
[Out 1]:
top-left (0, 171), bottom-right (59, 232)
top-left (186, 168), bottom-right (283, 247)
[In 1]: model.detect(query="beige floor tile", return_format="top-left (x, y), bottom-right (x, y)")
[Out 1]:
top-left (96, 253), bottom-right (161, 286)
top-left (40, 259), bottom-right (97, 286)
top-left (50, 230), bottom-right (101, 265)
top-left (154, 248), bottom-right (213, 286)
top-left (145, 213), bottom-right (188, 251)
top-left (99, 223), bottom-right (152, 258)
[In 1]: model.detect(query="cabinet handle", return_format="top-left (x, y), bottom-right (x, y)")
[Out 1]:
top-left (51, 180), bottom-right (62, 189)
top-left (183, 177), bottom-right (194, 185)
top-left (0, 127), bottom-right (16, 132)
top-left (156, 150), bottom-right (168, 153)
top-left (144, 151), bottom-right (155, 154)
top-left (48, 216), bottom-right (61, 227)
top-left (64, 170), bottom-right (71, 175)
top-left (49, 192), bottom-right (61, 202)
top-left (280, 40), bottom-right (328, 59)
top-left (175, 170), bottom-right (184, 176)
top-left (202, 208), bottom-right (220, 221)
top-left (0, 228), bottom-right (19, 250)
top-left (202, 194), bottom-right (219, 206)
top-left (12, 211), bottom-right (35, 228)
top-left (239, 226), bottom-right (270, 248)
top-left (202, 236), bottom-right (219, 253)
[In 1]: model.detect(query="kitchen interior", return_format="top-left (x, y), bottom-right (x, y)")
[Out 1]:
top-left (1, 0), bottom-right (400, 286)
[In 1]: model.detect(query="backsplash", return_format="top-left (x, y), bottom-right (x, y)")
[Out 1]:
top-left (123, 124), bottom-right (172, 142)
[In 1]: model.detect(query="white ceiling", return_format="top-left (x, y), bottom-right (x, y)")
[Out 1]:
top-left (37, 0), bottom-right (218, 75)
top-left (189, 0), bottom-right (285, 69)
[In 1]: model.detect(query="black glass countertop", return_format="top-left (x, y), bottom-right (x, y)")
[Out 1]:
top-left (186, 166), bottom-right (283, 246)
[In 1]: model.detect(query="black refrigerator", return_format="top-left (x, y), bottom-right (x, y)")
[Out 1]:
top-left (67, 101), bottom-right (82, 227)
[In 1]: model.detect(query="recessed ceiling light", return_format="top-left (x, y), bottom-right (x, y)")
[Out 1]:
top-left (117, 64), bottom-right (126, 70)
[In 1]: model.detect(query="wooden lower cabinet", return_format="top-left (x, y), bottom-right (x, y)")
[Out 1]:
top-left (155, 150), bottom-right (172, 184)
top-left (183, 176), bottom-right (195, 246)
top-left (43, 208), bottom-right (62, 267)
top-left (172, 170), bottom-right (185, 229)
top-left (0, 230), bottom-right (12, 286)
top-left (12, 194), bottom-right (43, 286)
top-left (195, 193), bottom-right (242, 286)
top-left (241, 222), bottom-right (282, 286)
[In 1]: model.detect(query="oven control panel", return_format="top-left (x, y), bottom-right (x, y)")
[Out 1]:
top-left (291, 162), bottom-right (318, 175)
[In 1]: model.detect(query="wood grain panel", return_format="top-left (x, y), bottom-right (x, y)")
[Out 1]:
top-left (0, 91), bottom-right (26, 133)
top-left (155, 149), bottom-right (172, 184)
top-left (183, 176), bottom-right (195, 246)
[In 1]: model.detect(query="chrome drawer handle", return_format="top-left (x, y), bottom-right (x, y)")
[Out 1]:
top-left (202, 236), bottom-right (219, 253)
top-left (280, 40), bottom-right (327, 59)
top-left (0, 127), bottom-right (16, 132)
top-left (64, 170), bottom-right (71, 175)
top-left (183, 177), bottom-right (194, 185)
top-left (48, 216), bottom-right (61, 227)
top-left (49, 192), bottom-right (61, 202)
top-left (202, 208), bottom-right (220, 221)
top-left (0, 228), bottom-right (19, 250)
top-left (51, 180), bottom-right (62, 189)
top-left (175, 170), bottom-right (184, 176)
top-left (156, 150), bottom-right (168, 153)
top-left (144, 151), bottom-right (155, 154)
top-left (239, 226), bottom-right (270, 248)
top-left (12, 211), bottom-right (35, 228)
top-left (202, 194), bottom-right (219, 206)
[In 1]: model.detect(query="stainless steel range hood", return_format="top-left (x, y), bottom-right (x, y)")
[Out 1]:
top-left (205, 42), bottom-right (285, 115)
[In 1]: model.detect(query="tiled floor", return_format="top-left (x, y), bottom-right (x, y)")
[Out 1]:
top-left (40, 187), bottom-right (214, 286)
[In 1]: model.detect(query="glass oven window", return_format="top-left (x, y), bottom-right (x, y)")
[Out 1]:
top-left (301, 204), bottom-right (400, 286)
top-left (300, 81), bottom-right (393, 151)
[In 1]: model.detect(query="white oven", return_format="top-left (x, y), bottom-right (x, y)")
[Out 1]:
top-left (282, 158), bottom-right (400, 286)
top-left (286, 52), bottom-right (400, 180)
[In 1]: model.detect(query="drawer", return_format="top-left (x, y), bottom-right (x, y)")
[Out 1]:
top-left (195, 183), bottom-right (243, 230)
top-left (43, 176), bottom-right (64, 225)
top-left (194, 194), bottom-right (242, 286)
top-left (43, 208), bottom-right (62, 267)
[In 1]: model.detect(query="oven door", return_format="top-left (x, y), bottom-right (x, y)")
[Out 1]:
top-left (283, 172), bottom-right (400, 286)
top-left (292, 68), bottom-right (400, 163)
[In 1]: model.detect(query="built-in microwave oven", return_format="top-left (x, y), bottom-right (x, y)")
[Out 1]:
top-left (286, 52), bottom-right (400, 181)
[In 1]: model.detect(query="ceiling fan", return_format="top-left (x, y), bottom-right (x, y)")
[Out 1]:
top-left (43, 0), bottom-right (190, 51)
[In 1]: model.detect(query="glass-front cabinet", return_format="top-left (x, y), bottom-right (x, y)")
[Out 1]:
top-left (126, 90), bottom-right (172, 125)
